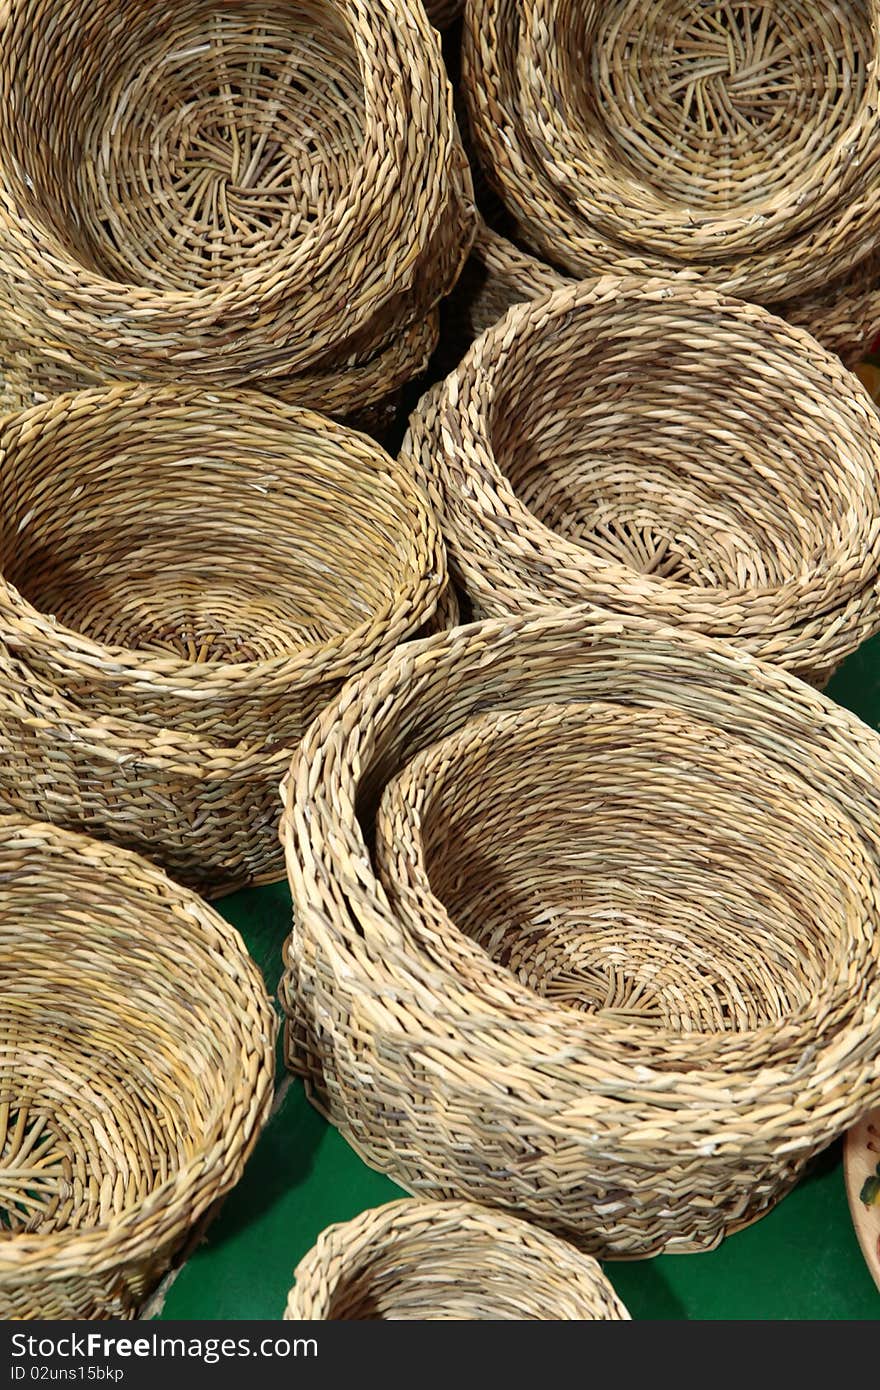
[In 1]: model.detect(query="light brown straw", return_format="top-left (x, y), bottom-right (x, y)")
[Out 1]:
top-left (0, 816), bottom-right (276, 1319)
top-left (405, 277), bottom-right (880, 687)
top-left (280, 608), bottom-right (880, 1256)
top-left (284, 1200), bottom-right (630, 1319)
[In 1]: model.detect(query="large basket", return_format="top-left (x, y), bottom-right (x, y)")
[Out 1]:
top-left (0, 385), bottom-right (449, 740)
top-left (0, 1), bottom-right (474, 418)
top-left (0, 817), bottom-right (275, 1318)
top-left (462, 0), bottom-right (880, 308)
top-left (284, 1200), bottom-right (630, 1319)
top-left (279, 609), bottom-right (880, 1257)
top-left (405, 278), bottom-right (880, 687)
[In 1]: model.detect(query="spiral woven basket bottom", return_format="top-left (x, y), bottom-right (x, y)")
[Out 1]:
top-left (0, 817), bottom-right (276, 1319)
top-left (375, 700), bottom-right (877, 1042)
top-left (284, 1200), bottom-right (629, 1320)
top-left (281, 610), bottom-right (880, 1256)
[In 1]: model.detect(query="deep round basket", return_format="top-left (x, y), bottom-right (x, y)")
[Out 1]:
top-left (462, 0), bottom-right (880, 304)
top-left (0, 0), bottom-right (474, 413)
top-left (406, 277), bottom-right (880, 686)
top-left (0, 817), bottom-right (276, 1319)
top-left (284, 1200), bottom-right (630, 1319)
top-left (0, 384), bottom-right (450, 740)
top-left (279, 609), bottom-right (880, 1256)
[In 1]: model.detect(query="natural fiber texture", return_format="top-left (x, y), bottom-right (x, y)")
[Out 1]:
top-left (284, 1199), bottom-right (630, 1319)
top-left (0, 384), bottom-right (449, 741)
top-left (279, 608), bottom-right (880, 1256)
top-left (462, 0), bottom-right (880, 308)
top-left (0, 0), bottom-right (474, 417)
top-left (0, 816), bottom-right (276, 1319)
top-left (405, 278), bottom-right (880, 687)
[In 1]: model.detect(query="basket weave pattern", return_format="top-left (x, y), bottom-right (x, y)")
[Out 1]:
top-left (0, 818), bottom-right (276, 1319)
top-left (280, 610), bottom-right (880, 1256)
top-left (284, 1200), bottom-right (630, 1319)
top-left (406, 278), bottom-right (880, 686)
top-left (0, 0), bottom-right (474, 417)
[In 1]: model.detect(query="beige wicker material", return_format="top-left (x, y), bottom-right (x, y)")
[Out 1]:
top-left (405, 278), bottom-right (880, 687)
top-left (0, 816), bottom-right (276, 1319)
top-left (0, 1), bottom-right (474, 416)
top-left (462, 0), bottom-right (880, 308)
top-left (0, 384), bottom-right (449, 741)
top-left (279, 608), bottom-right (880, 1257)
top-left (284, 1200), bottom-right (630, 1320)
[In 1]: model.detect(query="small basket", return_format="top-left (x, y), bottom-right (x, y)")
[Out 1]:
top-left (406, 278), bottom-right (880, 687)
top-left (284, 1200), bottom-right (630, 1319)
top-left (0, 384), bottom-right (449, 740)
top-left (0, 0), bottom-right (474, 416)
top-left (462, 0), bottom-right (880, 306)
top-left (0, 816), bottom-right (276, 1319)
top-left (279, 609), bottom-right (880, 1257)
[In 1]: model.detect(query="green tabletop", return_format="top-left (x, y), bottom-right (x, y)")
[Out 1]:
top-left (150, 632), bottom-right (880, 1323)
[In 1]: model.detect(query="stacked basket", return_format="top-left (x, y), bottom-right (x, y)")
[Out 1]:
top-left (0, 0), bottom-right (475, 428)
top-left (455, 0), bottom-right (880, 363)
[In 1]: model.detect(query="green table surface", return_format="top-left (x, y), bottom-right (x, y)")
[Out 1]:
top-left (150, 632), bottom-right (880, 1323)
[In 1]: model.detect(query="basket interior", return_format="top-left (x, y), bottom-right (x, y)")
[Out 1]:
top-left (0, 837), bottom-right (249, 1238)
top-left (552, 0), bottom-right (871, 213)
top-left (0, 0), bottom-right (365, 290)
top-left (0, 399), bottom-right (419, 664)
top-left (486, 298), bottom-right (876, 589)
top-left (376, 700), bottom-right (874, 1033)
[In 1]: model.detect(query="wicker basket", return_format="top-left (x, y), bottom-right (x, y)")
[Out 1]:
top-left (405, 278), bottom-right (880, 687)
top-left (0, 384), bottom-right (449, 740)
top-left (279, 608), bottom-right (880, 1257)
top-left (284, 1200), bottom-right (630, 1319)
top-left (0, 0), bottom-right (474, 417)
top-left (462, 0), bottom-right (880, 310)
top-left (0, 816), bottom-right (276, 1319)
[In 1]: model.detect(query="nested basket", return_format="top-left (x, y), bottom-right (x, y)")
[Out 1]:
top-left (0, 0), bottom-right (474, 419)
top-left (461, 0), bottom-right (880, 348)
top-left (279, 609), bottom-right (880, 1257)
top-left (284, 1200), bottom-right (630, 1320)
top-left (405, 278), bottom-right (880, 687)
top-left (0, 384), bottom-right (449, 740)
top-left (0, 817), bottom-right (276, 1319)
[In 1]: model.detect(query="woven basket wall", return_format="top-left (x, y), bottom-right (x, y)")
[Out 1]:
top-left (0, 817), bottom-right (276, 1319)
top-left (405, 277), bottom-right (880, 687)
top-left (284, 1200), bottom-right (630, 1319)
top-left (279, 609), bottom-right (880, 1257)
top-left (460, 0), bottom-right (880, 351)
top-left (0, 0), bottom-right (474, 420)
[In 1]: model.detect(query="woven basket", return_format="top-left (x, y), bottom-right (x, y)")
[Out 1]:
top-left (284, 1200), bottom-right (630, 1319)
top-left (462, 0), bottom-right (880, 308)
top-left (0, 384), bottom-right (449, 740)
top-left (279, 608), bottom-right (880, 1257)
top-left (406, 277), bottom-right (880, 687)
top-left (0, 0), bottom-right (474, 417)
top-left (0, 816), bottom-right (276, 1319)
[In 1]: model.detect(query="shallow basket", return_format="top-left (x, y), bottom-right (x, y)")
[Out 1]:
top-left (405, 278), bottom-right (880, 687)
top-left (279, 609), bottom-right (880, 1257)
top-left (462, 0), bottom-right (880, 307)
top-left (0, 385), bottom-right (450, 740)
top-left (284, 1200), bottom-right (630, 1319)
top-left (0, 817), bottom-right (276, 1319)
top-left (0, 0), bottom-right (474, 415)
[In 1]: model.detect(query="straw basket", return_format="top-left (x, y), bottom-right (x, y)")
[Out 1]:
top-left (279, 609), bottom-right (880, 1257)
top-left (0, 384), bottom-right (449, 740)
top-left (462, 0), bottom-right (880, 313)
top-left (0, 817), bottom-right (276, 1319)
top-left (405, 278), bottom-right (880, 687)
top-left (0, 0), bottom-right (474, 418)
top-left (284, 1200), bottom-right (630, 1319)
